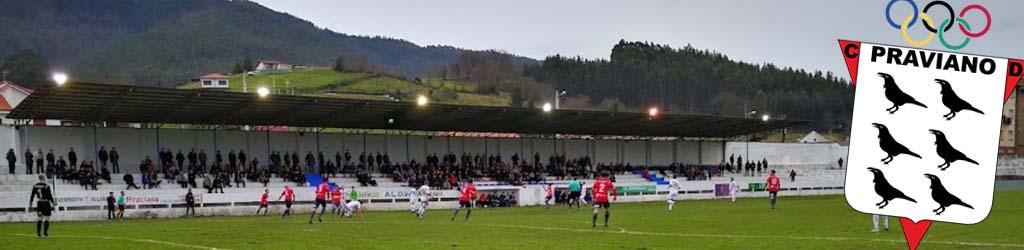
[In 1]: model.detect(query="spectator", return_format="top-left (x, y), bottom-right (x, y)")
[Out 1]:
top-left (35, 149), bottom-right (44, 175)
top-left (68, 147), bottom-right (77, 169)
top-left (238, 150), bottom-right (247, 169)
top-left (100, 165), bottom-right (112, 184)
top-left (98, 146), bottom-right (108, 169)
top-left (176, 170), bottom-right (187, 188)
top-left (790, 169), bottom-right (797, 182)
top-left (198, 149), bottom-right (208, 173)
top-left (110, 147), bottom-right (120, 174)
top-left (215, 150), bottom-right (223, 168)
top-left (45, 149), bottom-right (55, 171)
top-left (203, 175), bottom-right (213, 193)
top-left (6, 148), bottom-right (15, 174)
top-left (228, 150), bottom-right (237, 171)
top-left (24, 148), bottom-right (34, 175)
top-left (123, 173), bottom-right (140, 190)
top-left (176, 150), bottom-right (185, 170)
top-left (187, 149), bottom-right (197, 170)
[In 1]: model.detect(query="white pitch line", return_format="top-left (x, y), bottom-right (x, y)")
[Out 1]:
top-left (196, 218), bottom-right (1024, 248)
top-left (11, 233), bottom-right (230, 250)
top-left (470, 223), bottom-right (1024, 248)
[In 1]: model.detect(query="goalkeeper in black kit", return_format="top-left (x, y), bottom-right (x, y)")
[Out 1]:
top-left (30, 175), bottom-right (56, 237)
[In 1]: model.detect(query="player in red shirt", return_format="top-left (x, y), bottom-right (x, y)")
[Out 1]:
top-left (256, 188), bottom-right (269, 215)
top-left (591, 172), bottom-right (617, 227)
top-left (278, 185), bottom-right (295, 218)
top-left (450, 179), bottom-right (477, 221)
top-left (330, 186), bottom-right (344, 215)
top-left (309, 182), bottom-right (330, 224)
top-left (766, 170), bottom-right (781, 209)
top-left (544, 183), bottom-right (554, 209)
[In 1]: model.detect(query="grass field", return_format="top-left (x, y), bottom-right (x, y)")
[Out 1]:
top-left (180, 69), bottom-right (374, 93)
top-left (2, 191), bottom-right (1023, 250)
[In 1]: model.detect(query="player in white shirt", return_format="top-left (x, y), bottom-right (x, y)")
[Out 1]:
top-left (344, 200), bottom-right (364, 218)
top-left (667, 175), bottom-right (680, 211)
top-left (730, 177), bottom-right (739, 202)
top-left (409, 188), bottom-right (419, 213)
top-left (416, 185), bottom-right (431, 219)
top-left (871, 214), bottom-right (889, 232)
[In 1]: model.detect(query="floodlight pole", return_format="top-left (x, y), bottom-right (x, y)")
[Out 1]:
top-left (243, 72), bottom-right (248, 93)
top-left (266, 127), bottom-right (272, 169)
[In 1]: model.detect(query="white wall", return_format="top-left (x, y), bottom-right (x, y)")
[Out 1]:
top-left (725, 142), bottom-right (848, 166)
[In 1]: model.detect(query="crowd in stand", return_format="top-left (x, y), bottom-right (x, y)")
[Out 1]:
top-left (8, 146), bottom-right (772, 194)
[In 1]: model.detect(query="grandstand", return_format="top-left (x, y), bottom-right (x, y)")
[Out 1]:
top-left (0, 81), bottom-right (849, 222)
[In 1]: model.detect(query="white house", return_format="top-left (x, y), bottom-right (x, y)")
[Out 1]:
top-left (255, 60), bottom-right (293, 73)
top-left (0, 81), bottom-right (34, 124)
top-left (798, 131), bottom-right (831, 144)
top-left (198, 73), bottom-right (230, 89)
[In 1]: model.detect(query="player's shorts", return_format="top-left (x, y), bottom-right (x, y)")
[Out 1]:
top-left (458, 200), bottom-right (472, 208)
top-left (118, 204), bottom-right (125, 211)
top-left (569, 191), bottom-right (581, 199)
top-left (332, 201), bottom-right (342, 206)
top-left (314, 199), bottom-right (327, 207)
top-left (668, 192), bottom-right (678, 200)
top-left (36, 201), bottom-right (53, 216)
top-left (769, 191), bottom-right (778, 197)
top-left (285, 200), bottom-right (293, 208)
top-left (593, 202), bottom-right (610, 209)
top-left (259, 204), bottom-right (268, 208)
top-left (545, 195), bottom-right (552, 200)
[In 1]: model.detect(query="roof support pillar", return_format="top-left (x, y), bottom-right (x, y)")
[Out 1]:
top-left (316, 128), bottom-right (321, 171)
top-left (698, 139), bottom-right (704, 165)
top-left (155, 127), bottom-right (161, 168)
top-left (213, 128), bottom-right (218, 160)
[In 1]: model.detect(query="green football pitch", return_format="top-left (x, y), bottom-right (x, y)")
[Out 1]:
top-left (2, 191), bottom-right (1023, 250)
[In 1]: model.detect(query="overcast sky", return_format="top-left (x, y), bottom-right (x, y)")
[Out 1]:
top-left (253, 0), bottom-right (1023, 79)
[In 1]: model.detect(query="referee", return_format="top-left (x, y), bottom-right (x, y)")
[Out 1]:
top-left (29, 175), bottom-right (55, 237)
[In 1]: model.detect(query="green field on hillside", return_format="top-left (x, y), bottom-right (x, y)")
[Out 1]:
top-left (180, 69), bottom-right (373, 93)
top-left (2, 192), bottom-right (1023, 249)
top-left (179, 71), bottom-right (515, 106)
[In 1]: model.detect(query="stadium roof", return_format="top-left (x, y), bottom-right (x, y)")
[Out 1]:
top-left (7, 82), bottom-right (807, 138)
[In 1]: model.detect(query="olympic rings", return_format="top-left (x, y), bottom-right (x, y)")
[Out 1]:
top-left (901, 13), bottom-right (935, 47)
top-left (938, 17), bottom-right (971, 50)
top-left (922, 1), bottom-right (953, 33)
top-left (958, 4), bottom-right (990, 38)
top-left (884, 0), bottom-right (990, 50)
top-left (886, 0), bottom-right (918, 29)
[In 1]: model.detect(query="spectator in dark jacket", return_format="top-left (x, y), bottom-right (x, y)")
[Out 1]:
top-left (24, 148), bottom-right (34, 175)
top-left (98, 146), bottom-right (109, 169)
top-left (123, 173), bottom-right (140, 190)
top-left (68, 147), bottom-right (77, 169)
top-left (6, 148), bottom-right (15, 174)
top-left (110, 147), bottom-right (120, 173)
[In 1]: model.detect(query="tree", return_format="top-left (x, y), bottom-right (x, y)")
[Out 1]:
top-left (510, 87), bottom-right (525, 108)
top-left (333, 56), bottom-right (345, 72)
top-left (1, 49), bottom-right (50, 88)
top-left (242, 58), bottom-right (255, 72)
top-left (231, 63), bottom-right (243, 74)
